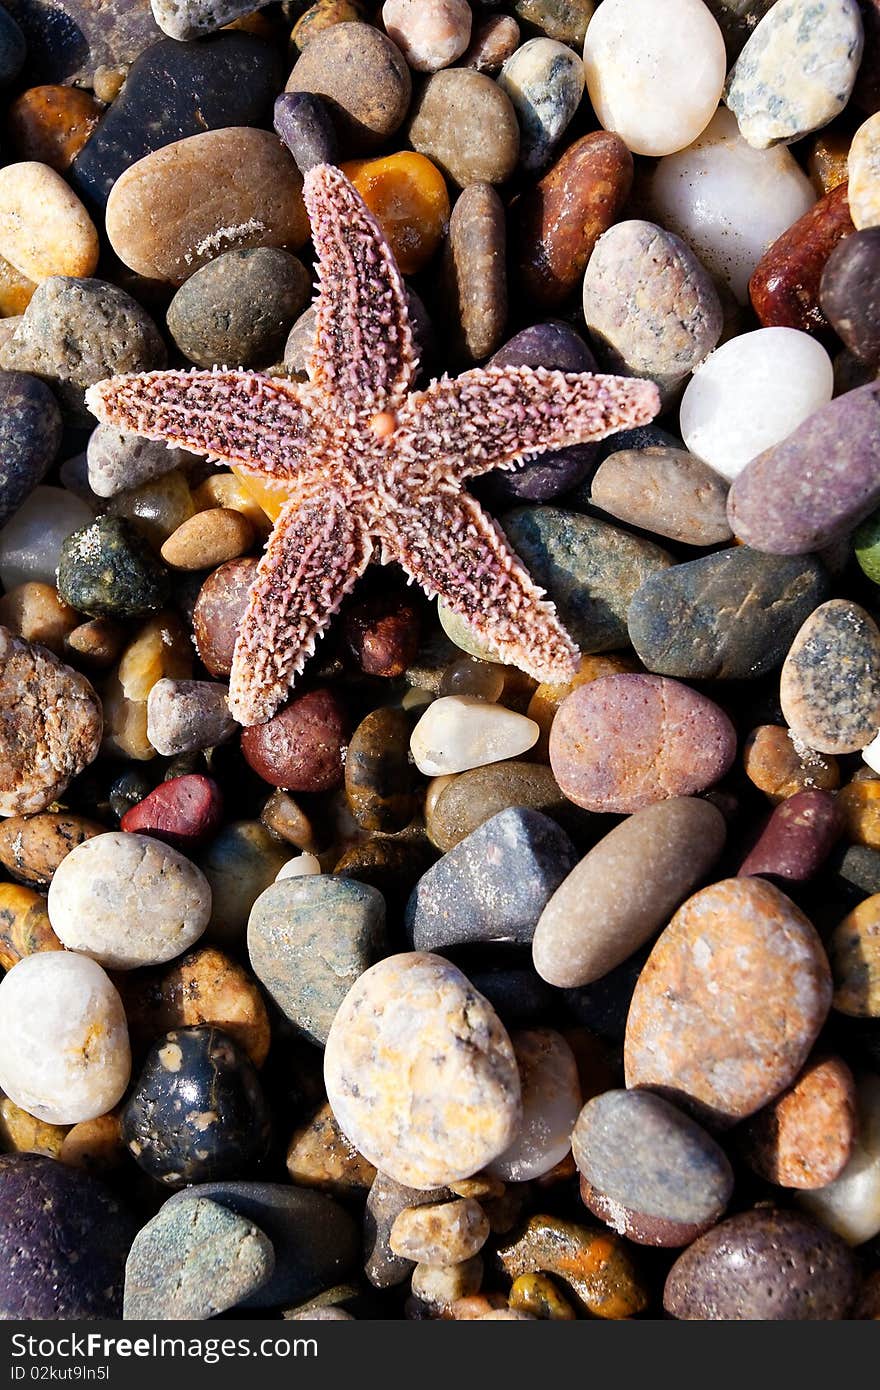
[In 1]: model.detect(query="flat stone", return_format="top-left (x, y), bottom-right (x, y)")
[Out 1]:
top-left (498, 37), bottom-right (584, 172)
top-left (780, 600), bottom-right (880, 754)
top-left (407, 67), bottom-right (520, 186)
top-left (590, 446), bottom-right (731, 545)
top-left (286, 21), bottom-right (411, 152)
top-left (739, 1055), bottom-right (857, 1188)
top-left (0, 371), bottom-right (62, 527)
top-left (168, 248), bottom-right (310, 369)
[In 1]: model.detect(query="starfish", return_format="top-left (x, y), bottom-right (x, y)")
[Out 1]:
top-left (87, 165), bottom-right (659, 727)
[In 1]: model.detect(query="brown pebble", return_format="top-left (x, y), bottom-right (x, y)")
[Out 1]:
top-left (160, 507), bottom-right (255, 571)
top-left (462, 13), bottom-right (520, 71)
top-left (590, 446), bottom-right (732, 547)
top-left (442, 181), bottom-right (507, 363)
top-left (835, 778), bottom-right (880, 849)
top-left (286, 21), bottom-right (411, 151)
top-left (407, 67), bottom-right (520, 187)
top-left (749, 182), bottom-right (854, 336)
top-left (64, 616), bottom-right (126, 668)
top-left (259, 788), bottom-right (317, 852)
top-left (389, 1199), bottom-right (489, 1267)
top-left (0, 882), bottom-right (63, 970)
top-left (59, 1112), bottom-right (125, 1174)
top-left (342, 589), bottom-right (421, 678)
top-left (739, 1055), bottom-right (857, 1189)
top-left (192, 556), bottom-right (259, 677)
top-left (0, 581), bottom-right (79, 654)
top-left (241, 687), bottom-right (348, 792)
top-left (7, 86), bottom-right (103, 172)
top-left (737, 789), bottom-right (842, 882)
top-left (830, 893), bottom-right (880, 1016)
top-left (0, 811), bottom-right (105, 887)
top-left (743, 724), bottom-right (840, 803)
top-left (286, 1100), bottom-right (377, 1195)
top-left (495, 1214), bottom-right (647, 1320)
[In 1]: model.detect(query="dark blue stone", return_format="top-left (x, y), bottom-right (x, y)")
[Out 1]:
top-left (0, 3), bottom-right (25, 82)
top-left (0, 371), bottom-right (62, 527)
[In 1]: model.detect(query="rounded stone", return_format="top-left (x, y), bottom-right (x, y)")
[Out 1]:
top-left (389, 1199), bottom-right (488, 1266)
top-left (590, 445), bottom-right (731, 546)
top-left (749, 181), bottom-right (854, 335)
top-left (324, 953), bottom-right (521, 1189)
top-left (820, 227), bottom-right (880, 364)
top-left (799, 1073), bottom-right (880, 1244)
top-left (120, 774), bottom-right (224, 849)
top-left (426, 759), bottom-right (582, 852)
top-left (488, 1028), bottom-right (582, 1182)
top-left (0, 883), bottom-right (62, 971)
top-left (780, 600), bottom-right (880, 755)
top-left (442, 181), bottom-right (507, 363)
top-left (345, 705), bottom-right (417, 833)
top-left (150, 0), bottom-right (265, 40)
top-left (247, 875), bottom-right (385, 1046)
top-left (740, 1055), bottom-right (857, 1188)
top-left (743, 724), bottom-right (840, 802)
top-left (738, 788), bottom-right (842, 882)
top-left (0, 953), bottom-right (131, 1125)
top-left (627, 547), bottom-right (829, 681)
top-left (407, 68), bottom-right (520, 187)
top-left (8, 86), bottom-right (102, 172)
top-left (273, 91), bottom-right (338, 175)
top-left (0, 811), bottom-right (104, 887)
top-left (549, 673), bottom-right (737, 814)
top-left (0, 580), bottom-right (78, 655)
top-left (0, 1154), bottom-right (135, 1320)
top-left (147, 678), bottom-right (236, 757)
top-left (382, 0), bottom-right (472, 72)
top-left (121, 1025), bottom-right (271, 1186)
top-left (624, 877), bottom-right (832, 1126)
top-left (241, 687), bottom-right (349, 792)
top-left (830, 894), bottom-right (880, 1016)
top-left (498, 37), bottom-right (585, 172)
top-left (573, 1089), bottom-right (733, 1246)
top-left (197, 820), bottom-right (291, 945)
top-left (534, 797), bottom-right (727, 988)
top-left (167, 248), bottom-right (311, 369)
top-left (86, 424), bottom-right (192, 500)
top-left (342, 151), bottom-right (450, 276)
top-left (48, 831), bottom-right (211, 971)
top-left (160, 507), bottom-right (254, 571)
top-left (410, 695), bottom-right (539, 776)
top-left (0, 371), bottom-right (62, 527)
top-left (583, 0), bottom-right (726, 157)
top-left (0, 161), bottom-right (98, 282)
top-left (664, 1208), bottom-right (858, 1320)
top-left (679, 327), bottom-right (834, 481)
top-left (192, 556), bottom-right (258, 677)
top-left (285, 21), bottom-right (411, 152)
top-left (849, 111), bottom-right (880, 229)
top-left (582, 220), bottom-right (722, 403)
top-left (58, 516), bottom-right (169, 618)
top-left (0, 5), bottom-right (25, 84)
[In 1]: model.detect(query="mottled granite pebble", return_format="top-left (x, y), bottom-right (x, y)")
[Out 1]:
top-left (780, 600), bottom-right (880, 753)
top-left (740, 1055), bottom-right (857, 1187)
top-left (167, 247), bottom-right (310, 369)
top-left (498, 37), bottom-right (584, 172)
top-left (407, 67), bottom-right (520, 186)
top-left (57, 516), bottom-right (169, 618)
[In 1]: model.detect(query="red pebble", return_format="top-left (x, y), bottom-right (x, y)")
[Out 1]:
top-left (241, 687), bottom-right (348, 792)
top-left (738, 789), bottom-right (842, 883)
top-left (121, 774), bottom-right (224, 848)
top-left (749, 183), bottom-right (854, 337)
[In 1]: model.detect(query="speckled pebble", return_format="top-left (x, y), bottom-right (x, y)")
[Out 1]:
top-left (286, 21), bottom-right (411, 152)
top-left (499, 38), bottom-right (584, 172)
top-left (780, 600), bottom-right (880, 754)
top-left (739, 1054), bottom-right (857, 1188)
top-left (57, 516), bottom-right (169, 619)
top-left (389, 1199), bottom-right (489, 1266)
top-left (590, 445), bottom-right (732, 546)
top-left (147, 678), bottom-right (236, 757)
top-left (0, 371), bottom-right (62, 527)
top-left (407, 67), bottom-right (520, 187)
top-left (167, 248), bottom-right (311, 369)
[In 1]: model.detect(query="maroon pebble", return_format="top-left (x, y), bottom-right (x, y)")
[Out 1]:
top-left (342, 591), bottom-right (421, 678)
top-left (241, 687), bottom-right (348, 792)
top-left (120, 774), bottom-right (224, 849)
top-left (738, 789), bottom-right (842, 882)
top-left (192, 557), bottom-right (259, 678)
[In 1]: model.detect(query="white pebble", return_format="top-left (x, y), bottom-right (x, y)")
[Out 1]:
top-left (410, 695), bottom-right (539, 775)
top-left (800, 1074), bottom-right (880, 1245)
top-left (488, 1028), bottom-right (582, 1182)
top-left (582, 0), bottom-right (726, 157)
top-left (679, 328), bottom-right (834, 480)
top-left (0, 952), bottom-right (131, 1124)
top-left (862, 729), bottom-right (880, 773)
top-left (649, 107), bottom-right (816, 302)
top-left (498, 38), bottom-right (585, 172)
top-left (382, 0), bottom-right (472, 73)
top-left (275, 852), bottom-right (322, 881)
top-left (0, 485), bottom-right (93, 591)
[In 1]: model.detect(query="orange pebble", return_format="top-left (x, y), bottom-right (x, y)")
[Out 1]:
top-left (743, 724), bottom-right (840, 803)
top-left (342, 152), bottom-right (450, 274)
top-left (836, 779), bottom-right (880, 849)
top-left (0, 252), bottom-right (34, 315)
top-left (7, 85), bottom-right (103, 172)
top-left (807, 129), bottom-right (851, 195)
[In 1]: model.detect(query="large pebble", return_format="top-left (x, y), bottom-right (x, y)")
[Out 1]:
top-left (820, 227), bottom-right (880, 363)
top-left (498, 38), bottom-right (584, 172)
top-left (0, 626), bottom-right (102, 816)
top-left (382, 0), bottom-right (471, 72)
top-left (241, 687), bottom-right (348, 792)
top-left (147, 678), bottom-right (235, 757)
top-left (247, 875), bottom-right (385, 1046)
top-left (0, 371), bottom-right (62, 527)
top-left (324, 953), bottom-right (521, 1189)
top-left (406, 807), bottom-right (577, 952)
top-left (48, 831), bottom-right (211, 971)
top-left (549, 673), bottom-right (736, 814)
top-left (496, 1214), bottom-right (647, 1318)
top-left (583, 0), bottom-right (726, 156)
top-left (426, 759), bottom-right (583, 852)
top-left (573, 1089), bottom-right (733, 1246)
top-left (744, 723), bottom-right (840, 802)
top-left (407, 68), bottom-right (520, 186)
top-left (624, 878), bottom-right (832, 1125)
top-left (627, 547), bottom-right (828, 681)
top-left (664, 1208), bottom-right (858, 1319)
top-left (590, 445), bottom-right (731, 545)
top-left (780, 600), bottom-right (880, 754)
top-left (534, 797), bottom-right (726, 987)
top-left (286, 21), bottom-right (411, 151)
top-left (410, 695), bottom-right (539, 776)
top-left (0, 953), bottom-right (130, 1124)
top-left (649, 107), bottom-right (816, 302)
top-left (740, 1054), bottom-right (857, 1188)
top-left (849, 111), bottom-right (880, 228)
top-left (168, 248), bottom-right (310, 369)
top-left (488, 1028), bottom-right (581, 1181)
top-left (799, 1073), bottom-right (880, 1244)
top-left (0, 161), bottom-right (98, 282)
top-left (442, 182), bottom-right (507, 363)
top-left (679, 327), bottom-right (833, 481)
top-left (749, 182), bottom-right (854, 334)
top-left (58, 516), bottom-right (169, 618)
top-left (726, 0), bottom-right (864, 149)
top-left (105, 128), bottom-right (308, 284)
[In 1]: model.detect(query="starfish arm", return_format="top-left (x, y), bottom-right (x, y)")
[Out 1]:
top-left (85, 369), bottom-right (324, 477)
top-left (304, 163), bottom-right (417, 418)
top-left (383, 490), bottom-right (580, 684)
top-left (395, 367), bottom-right (660, 483)
top-left (228, 488), bottom-right (372, 726)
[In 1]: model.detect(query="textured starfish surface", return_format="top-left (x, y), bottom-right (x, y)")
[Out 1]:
top-left (88, 164), bottom-right (660, 726)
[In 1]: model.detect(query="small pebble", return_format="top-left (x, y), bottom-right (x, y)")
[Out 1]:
top-left (150, 0), bottom-right (262, 41)
top-left (411, 1256), bottom-right (483, 1311)
top-left (241, 687), bottom-right (349, 792)
top-left (799, 1073), bottom-right (880, 1244)
top-left (146, 678), bottom-right (235, 757)
top-left (820, 227), bottom-right (880, 363)
top-left (345, 705), bottom-right (417, 833)
top-left (426, 759), bottom-right (581, 852)
top-left (738, 788), bottom-right (842, 881)
top-left (198, 820), bottom-right (290, 945)
top-left (365, 1173), bottom-right (450, 1289)
top-left (167, 247), bottom-right (311, 369)
top-left (499, 37), bottom-right (584, 172)
top-left (780, 600), bottom-right (880, 754)
top-left (407, 68), bottom-right (520, 187)
top-left (161, 507), bottom-right (255, 571)
top-left (748, 182), bottom-right (854, 334)
top-left (276, 853), bottom-right (321, 880)
top-left (463, 13), bottom-right (520, 71)
top-left (848, 111), bottom-right (880, 228)
top-left (739, 1054), bottom-right (857, 1188)
top-left (830, 893), bottom-right (880, 1015)
top-left (410, 695), bottom-right (539, 776)
top-left (745, 725), bottom-right (839, 803)
top-left (0, 811), bottom-right (103, 887)
top-left (0, 371), bottom-right (62, 527)
top-left (382, 0), bottom-right (472, 72)
top-left (285, 1099), bottom-right (376, 1196)
top-left (390, 1199), bottom-right (488, 1266)
top-left (590, 445), bottom-right (732, 546)
top-left (0, 581), bottom-right (77, 654)
top-left (442, 181), bottom-right (507, 363)
top-left (120, 774), bottom-right (224, 850)
top-left (58, 516), bottom-right (169, 619)
top-left (192, 556), bottom-right (258, 677)
top-left (0, 161), bottom-right (99, 282)
top-left (496, 1214), bottom-right (648, 1319)
top-left (489, 1028), bottom-right (581, 1182)
top-left (286, 21), bottom-right (411, 152)
top-left (0, 883), bottom-right (61, 970)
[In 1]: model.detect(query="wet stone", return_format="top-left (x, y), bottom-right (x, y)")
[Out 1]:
top-left (57, 516), bottom-right (169, 618)
top-left (0, 372), bottom-right (61, 527)
top-left (820, 227), bottom-right (880, 364)
top-left (743, 724), bottom-right (840, 802)
top-left (167, 248), bottom-right (311, 370)
top-left (365, 1172), bottom-right (450, 1289)
top-left (738, 789), bottom-right (842, 881)
top-left (285, 1099), bottom-right (377, 1196)
top-left (147, 678), bottom-right (235, 758)
top-left (407, 67), bottom-right (520, 187)
top-left (513, 0), bottom-right (593, 45)
top-left (192, 557), bottom-right (258, 678)
top-left (0, 883), bottom-right (62, 970)
top-left (590, 446), bottom-right (731, 546)
top-left (739, 1054), bottom-right (857, 1188)
top-left (345, 706), bottom-right (417, 833)
top-left (830, 892), bottom-right (880, 1015)
top-left (273, 91), bottom-right (338, 175)
top-left (495, 1214), bottom-right (648, 1319)
top-left (0, 811), bottom-right (103, 887)
top-left (780, 600), bottom-right (880, 754)
top-left (285, 21), bottom-right (411, 152)
top-left (749, 182), bottom-right (854, 336)
top-left (86, 425), bottom-right (193, 500)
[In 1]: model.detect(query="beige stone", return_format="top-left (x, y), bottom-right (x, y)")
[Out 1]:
top-left (848, 112), bottom-right (880, 230)
top-left (0, 162), bottom-right (99, 282)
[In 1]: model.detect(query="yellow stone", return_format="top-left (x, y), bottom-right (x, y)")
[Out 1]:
top-left (341, 152), bottom-right (450, 274)
top-left (838, 780), bottom-right (880, 850)
top-left (0, 161), bottom-right (99, 281)
top-left (0, 882), bottom-right (63, 971)
top-left (103, 612), bottom-right (192, 760)
top-left (193, 472), bottom-right (272, 534)
top-left (0, 1094), bottom-right (67, 1158)
top-left (0, 252), bottom-right (35, 316)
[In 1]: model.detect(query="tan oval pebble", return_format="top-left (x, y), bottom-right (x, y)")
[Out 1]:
top-left (160, 507), bottom-right (255, 571)
top-left (533, 797), bottom-right (727, 987)
top-left (624, 878), bottom-right (832, 1127)
top-left (286, 1100), bottom-right (377, 1195)
top-left (0, 162), bottom-right (99, 282)
top-left (0, 811), bottom-right (105, 888)
top-left (407, 68), bottom-right (520, 187)
top-left (324, 952), bottom-right (521, 1189)
top-left (743, 723), bottom-right (840, 802)
top-left (286, 21), bottom-right (412, 150)
top-left (106, 128), bottom-right (308, 284)
top-left (848, 112), bottom-right (880, 230)
top-left (59, 1111), bottom-right (125, 1174)
top-left (780, 600), bottom-right (880, 754)
top-left (0, 582), bottom-right (79, 655)
top-left (411, 1255), bottom-right (483, 1310)
top-left (739, 1055), bottom-right (857, 1189)
top-left (390, 1199), bottom-right (489, 1266)
top-left (830, 893), bottom-right (880, 1016)
top-left (549, 673), bottom-right (736, 814)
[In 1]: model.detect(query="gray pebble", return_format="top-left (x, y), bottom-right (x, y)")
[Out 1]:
top-left (87, 423), bottom-right (194, 499)
top-left (590, 445), bottom-right (732, 546)
top-left (147, 677), bottom-right (236, 756)
top-left (442, 182), bottom-right (507, 363)
top-left (0, 371), bottom-right (62, 527)
top-left (273, 91), bottom-right (338, 174)
top-left (167, 247), bottom-right (311, 369)
top-left (150, 0), bottom-right (261, 40)
top-left (498, 37), bottom-right (585, 172)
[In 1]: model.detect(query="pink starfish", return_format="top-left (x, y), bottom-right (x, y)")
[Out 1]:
top-left (87, 165), bottom-right (659, 726)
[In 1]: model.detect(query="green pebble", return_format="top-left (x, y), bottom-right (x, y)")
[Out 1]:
top-left (855, 510), bottom-right (880, 583)
top-left (57, 515), bottom-right (169, 617)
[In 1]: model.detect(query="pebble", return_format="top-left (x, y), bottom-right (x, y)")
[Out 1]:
top-left (0, 811), bottom-right (103, 887)
top-left (276, 853), bottom-right (321, 880)
top-left (744, 726), bottom-right (841, 804)
top-left (0, 626), bottom-right (102, 816)
top-left (120, 774), bottom-right (224, 850)
top-left (260, 789), bottom-right (317, 853)
top-left (799, 1073), bottom-right (880, 1244)
top-left (86, 426), bottom-right (193, 500)
top-left (241, 688), bottom-right (349, 792)
top-left (167, 248), bottom-right (310, 369)
top-left (109, 470), bottom-right (197, 549)
top-left (192, 556), bottom-right (258, 677)
top-left (498, 38), bottom-right (584, 172)
top-left (105, 129), bottom-right (308, 284)
top-left (57, 516), bottom-right (169, 618)
top-left (496, 1214), bottom-right (648, 1319)
top-left (286, 21), bottom-right (411, 151)
top-left (150, 0), bottom-right (262, 40)
top-left (534, 798), bottom-right (727, 988)
top-left (627, 547), bottom-right (829, 681)
top-left (442, 181), bottom-right (507, 363)
top-left (8, 85), bottom-right (102, 171)
top-left (122, 1026), bottom-right (271, 1186)
top-left (582, 220), bottom-right (722, 404)
top-left (830, 893), bottom-right (880, 1015)
top-left (739, 789), bottom-right (842, 881)
top-left (502, 507), bottom-right (671, 655)
top-left (573, 1089), bottom-right (733, 1246)
top-left (820, 228), bottom-right (880, 363)
top-left (406, 807), bottom-right (577, 952)
top-left (365, 1173), bottom-right (450, 1288)
top-left (780, 600), bottom-right (880, 754)
top-left (590, 445), bottom-right (732, 545)
top-left (345, 706), bottom-right (417, 833)
top-left (0, 883), bottom-right (61, 970)
top-left (725, 0), bottom-right (864, 149)
top-left (144, 679), bottom-right (233, 758)
top-left (513, 0), bottom-right (593, 44)
top-left (0, 953), bottom-right (131, 1124)
top-left (0, 162), bottom-right (98, 284)
top-left (274, 93), bottom-right (336, 176)
top-left (728, 381), bottom-right (880, 551)
top-left (324, 953), bottom-right (521, 1189)
top-left (649, 107), bottom-right (816, 302)
top-left (197, 821), bottom-right (290, 945)
top-left (123, 1195), bottom-right (274, 1320)
top-left (411, 1256), bottom-right (483, 1311)
top-left (343, 152), bottom-right (450, 276)
top-left (679, 328), bottom-right (833, 481)
top-left (389, 1199), bottom-right (488, 1266)
top-left (426, 759), bottom-right (581, 852)
top-left (285, 1099), bottom-right (377, 1196)
top-left (160, 507), bottom-right (255, 571)
top-left (664, 1208), bottom-right (858, 1319)
top-left (0, 581), bottom-right (77, 655)
top-left (749, 182), bottom-right (854, 334)
top-left (624, 877), bottom-right (832, 1126)
top-left (407, 68), bottom-right (520, 186)
top-left (0, 371), bottom-right (62, 528)
top-left (489, 1028), bottom-right (581, 1181)
top-left (0, 4), bottom-right (24, 83)
top-left (382, 0), bottom-right (471, 72)
top-left (410, 695), bottom-right (539, 776)
top-left (740, 1055), bottom-right (857, 1188)
top-left (0, 1154), bottom-right (134, 1319)
top-left (549, 673), bottom-right (736, 814)
top-left (513, 131), bottom-right (632, 307)
top-left (583, 0), bottom-right (726, 156)
top-left (463, 13), bottom-right (520, 71)
top-left (0, 275), bottom-right (167, 423)
top-left (849, 112), bottom-right (880, 228)
top-left (291, 1), bottom-right (365, 54)
top-left (0, 1094), bottom-right (66, 1159)
top-left (247, 875), bottom-right (385, 1046)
